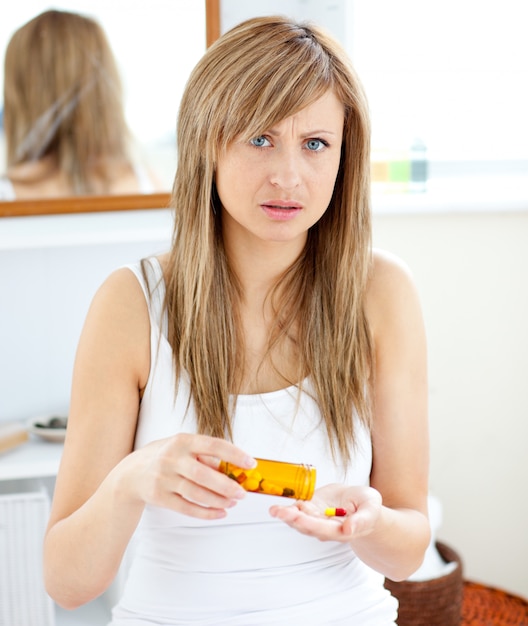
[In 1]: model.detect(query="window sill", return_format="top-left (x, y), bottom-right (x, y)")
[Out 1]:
top-left (372, 175), bottom-right (528, 215)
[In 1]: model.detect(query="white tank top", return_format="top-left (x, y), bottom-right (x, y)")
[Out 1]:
top-left (0, 177), bottom-right (16, 200)
top-left (109, 258), bottom-right (398, 626)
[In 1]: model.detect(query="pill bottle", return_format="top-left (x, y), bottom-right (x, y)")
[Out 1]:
top-left (410, 137), bottom-right (428, 193)
top-left (219, 458), bottom-right (316, 500)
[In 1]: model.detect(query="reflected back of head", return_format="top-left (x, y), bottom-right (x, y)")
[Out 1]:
top-left (3, 9), bottom-right (131, 193)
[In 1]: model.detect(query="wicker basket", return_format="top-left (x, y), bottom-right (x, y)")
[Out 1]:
top-left (384, 541), bottom-right (463, 626)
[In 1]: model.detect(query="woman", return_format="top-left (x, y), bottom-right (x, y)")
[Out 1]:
top-left (1, 9), bottom-right (160, 199)
top-left (44, 16), bottom-right (430, 625)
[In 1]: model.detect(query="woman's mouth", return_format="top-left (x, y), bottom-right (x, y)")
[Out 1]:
top-left (260, 200), bottom-right (303, 220)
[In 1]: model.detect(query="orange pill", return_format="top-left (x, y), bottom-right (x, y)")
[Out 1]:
top-left (259, 480), bottom-right (283, 496)
top-left (243, 477), bottom-right (260, 491)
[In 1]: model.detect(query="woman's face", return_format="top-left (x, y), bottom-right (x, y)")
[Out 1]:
top-left (215, 90), bottom-right (345, 251)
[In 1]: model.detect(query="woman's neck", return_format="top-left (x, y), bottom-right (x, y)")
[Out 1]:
top-left (224, 231), bottom-right (306, 302)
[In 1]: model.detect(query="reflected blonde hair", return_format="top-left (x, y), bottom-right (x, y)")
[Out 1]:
top-left (167, 16), bottom-right (372, 460)
top-left (3, 9), bottom-right (132, 194)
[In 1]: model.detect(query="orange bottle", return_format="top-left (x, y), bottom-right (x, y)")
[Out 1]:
top-left (219, 457), bottom-right (316, 500)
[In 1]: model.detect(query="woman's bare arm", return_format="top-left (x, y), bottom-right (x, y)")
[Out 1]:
top-left (43, 268), bottom-right (151, 607)
top-left (270, 249), bottom-right (430, 581)
top-left (44, 268), bottom-right (255, 608)
top-left (350, 249), bottom-right (430, 579)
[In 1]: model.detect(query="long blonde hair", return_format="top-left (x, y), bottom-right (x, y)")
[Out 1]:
top-left (166, 16), bottom-right (372, 461)
top-left (3, 9), bottom-right (132, 194)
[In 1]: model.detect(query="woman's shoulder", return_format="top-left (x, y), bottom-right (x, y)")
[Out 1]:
top-left (98, 254), bottom-right (169, 309)
top-left (89, 265), bottom-right (151, 326)
top-left (369, 248), bottom-right (415, 288)
top-left (81, 265), bottom-right (152, 389)
top-left (365, 248), bottom-right (423, 336)
top-left (102, 254), bottom-right (171, 323)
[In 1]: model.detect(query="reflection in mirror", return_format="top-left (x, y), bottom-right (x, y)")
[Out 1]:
top-left (0, 0), bottom-right (207, 209)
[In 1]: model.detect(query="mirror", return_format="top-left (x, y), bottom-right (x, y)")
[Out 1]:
top-left (0, 0), bottom-right (220, 216)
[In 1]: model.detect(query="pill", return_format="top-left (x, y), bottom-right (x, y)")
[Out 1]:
top-left (243, 477), bottom-right (260, 491)
top-left (324, 507), bottom-right (347, 517)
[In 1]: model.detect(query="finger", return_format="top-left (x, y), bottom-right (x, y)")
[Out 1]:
top-left (178, 456), bottom-right (247, 503)
top-left (186, 434), bottom-right (255, 470)
top-left (344, 499), bottom-right (380, 536)
top-left (164, 433), bottom-right (255, 500)
top-left (269, 504), bottom-right (317, 531)
top-left (164, 491), bottom-right (231, 520)
top-left (269, 504), bottom-right (344, 541)
top-left (150, 461), bottom-right (246, 512)
top-left (198, 454), bottom-right (223, 469)
top-left (180, 476), bottom-right (245, 509)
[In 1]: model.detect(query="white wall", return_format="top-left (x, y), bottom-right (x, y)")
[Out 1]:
top-left (373, 209), bottom-right (528, 599)
top-left (0, 210), bottom-right (172, 421)
top-left (1, 207), bottom-right (527, 599)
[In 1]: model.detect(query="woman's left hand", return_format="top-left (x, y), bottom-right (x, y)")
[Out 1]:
top-left (269, 483), bottom-right (382, 542)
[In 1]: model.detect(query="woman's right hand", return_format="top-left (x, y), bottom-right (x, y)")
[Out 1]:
top-left (123, 433), bottom-right (256, 519)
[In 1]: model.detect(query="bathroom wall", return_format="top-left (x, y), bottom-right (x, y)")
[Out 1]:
top-left (373, 208), bottom-right (528, 599)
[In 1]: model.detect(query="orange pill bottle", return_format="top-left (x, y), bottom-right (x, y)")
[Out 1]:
top-left (219, 458), bottom-right (316, 500)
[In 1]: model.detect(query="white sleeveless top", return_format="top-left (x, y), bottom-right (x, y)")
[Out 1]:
top-left (109, 258), bottom-right (398, 626)
top-left (0, 177), bottom-right (16, 200)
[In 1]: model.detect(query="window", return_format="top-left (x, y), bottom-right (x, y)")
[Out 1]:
top-left (349, 0), bottom-right (528, 197)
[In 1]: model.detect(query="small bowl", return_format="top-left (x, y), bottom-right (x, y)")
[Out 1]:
top-left (27, 415), bottom-right (68, 442)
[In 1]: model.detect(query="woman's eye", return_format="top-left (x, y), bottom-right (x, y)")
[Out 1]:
top-left (250, 136), bottom-right (271, 148)
top-left (305, 139), bottom-right (327, 152)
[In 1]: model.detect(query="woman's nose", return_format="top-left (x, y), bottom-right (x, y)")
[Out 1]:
top-left (269, 149), bottom-right (302, 190)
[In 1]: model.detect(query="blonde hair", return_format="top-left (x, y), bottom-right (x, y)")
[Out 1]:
top-left (3, 9), bottom-right (132, 194)
top-left (166, 16), bottom-right (372, 461)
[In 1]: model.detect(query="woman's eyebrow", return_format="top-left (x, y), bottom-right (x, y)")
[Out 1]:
top-left (302, 129), bottom-right (338, 137)
top-left (266, 128), bottom-right (338, 137)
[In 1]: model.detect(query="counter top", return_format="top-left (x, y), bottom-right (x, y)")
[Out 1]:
top-left (0, 437), bottom-right (63, 481)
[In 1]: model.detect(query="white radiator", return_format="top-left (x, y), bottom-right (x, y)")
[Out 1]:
top-left (0, 479), bottom-right (55, 626)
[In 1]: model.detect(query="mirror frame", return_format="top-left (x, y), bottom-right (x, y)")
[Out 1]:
top-left (0, 192), bottom-right (172, 217)
top-left (0, 0), bottom-right (220, 218)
